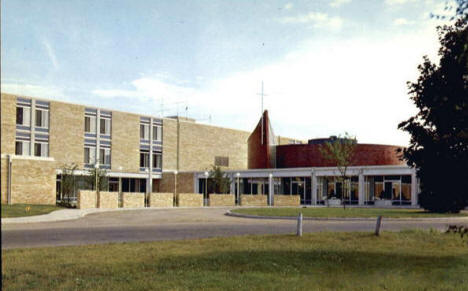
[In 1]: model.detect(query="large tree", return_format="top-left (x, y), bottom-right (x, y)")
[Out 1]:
top-left (398, 17), bottom-right (468, 213)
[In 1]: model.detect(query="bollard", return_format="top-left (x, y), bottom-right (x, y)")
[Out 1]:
top-left (375, 215), bottom-right (383, 236)
top-left (297, 212), bottom-right (303, 237)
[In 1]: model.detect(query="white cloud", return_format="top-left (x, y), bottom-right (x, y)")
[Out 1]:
top-left (330, 0), bottom-right (352, 8)
top-left (284, 3), bottom-right (293, 10)
top-left (393, 18), bottom-right (414, 25)
top-left (278, 12), bottom-right (343, 31)
top-left (385, 0), bottom-right (418, 5)
top-left (1, 82), bottom-right (69, 101)
top-left (42, 39), bottom-right (59, 70)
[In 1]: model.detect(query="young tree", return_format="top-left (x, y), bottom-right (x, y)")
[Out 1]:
top-left (86, 167), bottom-right (109, 192)
top-left (60, 163), bottom-right (78, 206)
top-left (208, 165), bottom-right (231, 194)
top-left (398, 17), bottom-right (468, 213)
top-left (319, 133), bottom-right (357, 209)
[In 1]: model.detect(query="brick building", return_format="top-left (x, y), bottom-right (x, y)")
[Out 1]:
top-left (1, 93), bottom-right (418, 207)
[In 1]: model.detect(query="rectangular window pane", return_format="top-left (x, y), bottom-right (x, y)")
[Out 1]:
top-left (140, 153), bottom-right (144, 167)
top-left (105, 119), bottom-right (110, 135)
top-left (100, 149), bottom-right (105, 164)
top-left (23, 142), bottom-right (30, 155)
top-left (152, 126), bottom-right (157, 141)
top-left (100, 119), bottom-right (106, 134)
top-left (42, 110), bottom-right (49, 128)
top-left (105, 149), bottom-right (111, 165)
top-left (41, 143), bottom-right (48, 157)
top-left (84, 148), bottom-right (90, 163)
top-left (16, 107), bottom-right (23, 125)
top-left (90, 147), bottom-right (96, 164)
top-left (36, 110), bottom-right (43, 127)
top-left (140, 125), bottom-right (145, 139)
top-left (34, 143), bottom-right (41, 156)
top-left (85, 117), bottom-right (90, 132)
top-left (15, 141), bottom-right (22, 155)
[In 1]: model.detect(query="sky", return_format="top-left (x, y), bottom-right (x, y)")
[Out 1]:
top-left (1, 0), bottom-right (458, 146)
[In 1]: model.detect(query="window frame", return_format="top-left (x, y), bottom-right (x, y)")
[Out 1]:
top-left (35, 109), bottom-right (49, 128)
top-left (16, 106), bottom-right (31, 126)
top-left (34, 142), bottom-right (49, 157)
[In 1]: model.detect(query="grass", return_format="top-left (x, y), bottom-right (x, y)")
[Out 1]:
top-left (1, 204), bottom-right (63, 218)
top-left (2, 231), bottom-right (468, 290)
top-left (232, 207), bottom-right (468, 218)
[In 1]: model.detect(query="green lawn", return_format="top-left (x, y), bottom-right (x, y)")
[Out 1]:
top-left (232, 207), bottom-right (468, 218)
top-left (2, 231), bottom-right (468, 290)
top-left (1, 204), bottom-right (63, 218)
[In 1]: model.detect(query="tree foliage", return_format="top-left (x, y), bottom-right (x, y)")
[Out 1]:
top-left (398, 17), bottom-right (468, 213)
top-left (208, 165), bottom-right (231, 194)
top-left (86, 167), bottom-right (109, 192)
top-left (319, 133), bottom-right (357, 208)
top-left (60, 163), bottom-right (78, 206)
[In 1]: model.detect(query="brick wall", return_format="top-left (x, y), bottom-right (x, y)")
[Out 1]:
top-left (0, 93), bottom-right (16, 155)
top-left (177, 193), bottom-right (203, 207)
top-left (78, 190), bottom-right (97, 209)
top-left (10, 158), bottom-right (56, 205)
top-left (1, 158), bottom-right (8, 203)
top-left (274, 195), bottom-right (300, 206)
top-left (159, 172), bottom-right (195, 194)
top-left (111, 111), bottom-right (140, 173)
top-left (241, 195), bottom-right (267, 206)
top-left (149, 193), bottom-right (174, 207)
top-left (209, 194), bottom-right (235, 206)
top-left (49, 101), bottom-right (84, 168)
top-left (123, 192), bottom-right (145, 208)
top-left (98, 191), bottom-right (119, 209)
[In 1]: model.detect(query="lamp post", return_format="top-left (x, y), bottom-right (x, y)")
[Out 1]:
top-left (268, 173), bottom-right (273, 206)
top-left (95, 163), bottom-right (99, 208)
top-left (174, 170), bottom-right (178, 196)
top-left (236, 172), bottom-right (240, 206)
top-left (204, 171), bottom-right (209, 206)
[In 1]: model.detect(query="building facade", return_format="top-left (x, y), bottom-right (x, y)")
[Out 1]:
top-left (1, 93), bottom-right (418, 206)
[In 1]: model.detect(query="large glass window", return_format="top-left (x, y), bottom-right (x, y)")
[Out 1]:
top-left (152, 153), bottom-right (162, 169)
top-left (16, 106), bottom-right (30, 126)
top-left (84, 146), bottom-right (96, 164)
top-left (85, 116), bottom-right (96, 133)
top-left (152, 125), bottom-right (162, 141)
top-left (140, 150), bottom-right (149, 167)
top-left (34, 142), bottom-right (48, 157)
top-left (99, 148), bottom-right (111, 165)
top-left (15, 141), bottom-right (30, 155)
top-left (100, 118), bottom-right (111, 135)
top-left (35, 109), bottom-right (49, 128)
top-left (140, 124), bottom-right (149, 140)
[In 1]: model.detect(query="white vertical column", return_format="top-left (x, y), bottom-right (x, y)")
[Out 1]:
top-left (268, 173), bottom-right (273, 206)
top-left (96, 109), bottom-right (100, 165)
top-left (311, 170), bottom-right (317, 205)
top-left (30, 99), bottom-right (36, 155)
top-left (358, 169), bottom-right (365, 205)
top-left (411, 170), bottom-right (418, 206)
top-left (148, 118), bottom-right (153, 194)
top-left (230, 174), bottom-right (235, 194)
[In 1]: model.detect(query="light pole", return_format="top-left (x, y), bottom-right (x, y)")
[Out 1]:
top-left (145, 168), bottom-right (149, 207)
top-left (268, 173), bottom-right (273, 206)
top-left (204, 171), bottom-right (209, 206)
top-left (174, 170), bottom-right (178, 196)
top-left (95, 163), bottom-right (99, 208)
top-left (236, 172), bottom-right (240, 206)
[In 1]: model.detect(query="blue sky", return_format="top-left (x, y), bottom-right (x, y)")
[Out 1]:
top-left (1, 0), bottom-right (456, 145)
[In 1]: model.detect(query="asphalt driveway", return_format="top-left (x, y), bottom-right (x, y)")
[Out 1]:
top-left (2, 208), bottom-right (467, 249)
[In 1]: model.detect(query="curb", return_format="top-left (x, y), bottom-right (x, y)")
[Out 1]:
top-left (225, 210), bottom-right (468, 222)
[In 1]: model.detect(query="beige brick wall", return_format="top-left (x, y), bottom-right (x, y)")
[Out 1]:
top-left (274, 195), bottom-right (300, 206)
top-left (10, 158), bottom-right (56, 205)
top-left (209, 194), bottom-right (235, 206)
top-left (49, 101), bottom-right (85, 168)
top-left (98, 191), bottom-right (119, 209)
top-left (1, 158), bottom-right (8, 203)
top-left (159, 172), bottom-right (194, 194)
top-left (241, 195), bottom-right (267, 206)
top-left (78, 190), bottom-right (97, 209)
top-left (123, 192), bottom-right (145, 208)
top-left (163, 118), bottom-right (250, 172)
top-left (177, 193), bottom-right (203, 207)
top-left (112, 111), bottom-right (140, 173)
top-left (149, 192), bottom-right (174, 207)
top-left (0, 93), bottom-right (16, 155)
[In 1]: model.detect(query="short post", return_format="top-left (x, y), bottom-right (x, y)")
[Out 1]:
top-left (297, 212), bottom-right (303, 237)
top-left (375, 215), bottom-right (383, 236)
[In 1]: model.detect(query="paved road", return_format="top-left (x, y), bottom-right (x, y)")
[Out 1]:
top-left (2, 208), bottom-right (467, 249)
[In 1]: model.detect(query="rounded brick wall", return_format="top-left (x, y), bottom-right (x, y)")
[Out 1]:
top-left (275, 143), bottom-right (405, 168)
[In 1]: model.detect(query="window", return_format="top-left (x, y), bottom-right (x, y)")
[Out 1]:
top-left (85, 116), bottom-right (96, 133)
top-left (16, 107), bottom-right (30, 126)
top-left (140, 124), bottom-right (149, 140)
top-left (152, 153), bottom-right (162, 168)
top-left (100, 118), bottom-right (111, 135)
top-left (35, 109), bottom-right (49, 128)
top-left (99, 148), bottom-right (111, 165)
top-left (152, 125), bottom-right (162, 141)
top-left (140, 150), bottom-right (149, 167)
top-left (15, 141), bottom-right (30, 155)
top-left (34, 143), bottom-right (48, 157)
top-left (84, 147), bottom-right (96, 164)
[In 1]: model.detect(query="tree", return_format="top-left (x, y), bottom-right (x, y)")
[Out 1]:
top-left (398, 17), bottom-right (468, 213)
top-left (86, 167), bottom-right (108, 192)
top-left (319, 133), bottom-right (357, 209)
top-left (60, 163), bottom-right (78, 207)
top-left (208, 165), bottom-right (231, 194)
